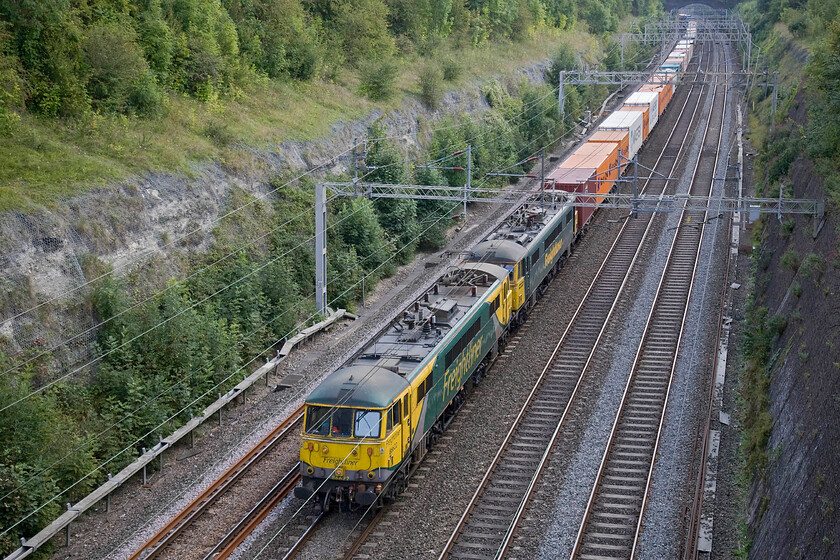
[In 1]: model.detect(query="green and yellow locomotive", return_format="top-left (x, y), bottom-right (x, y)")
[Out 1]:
top-left (295, 195), bottom-right (576, 510)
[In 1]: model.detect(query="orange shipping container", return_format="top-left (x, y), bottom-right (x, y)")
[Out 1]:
top-left (639, 84), bottom-right (673, 115)
top-left (557, 141), bottom-right (619, 196)
top-left (621, 105), bottom-right (649, 138)
top-left (588, 130), bottom-right (630, 163)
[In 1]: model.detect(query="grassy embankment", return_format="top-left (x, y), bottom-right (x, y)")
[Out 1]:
top-left (0, 31), bottom-right (599, 212)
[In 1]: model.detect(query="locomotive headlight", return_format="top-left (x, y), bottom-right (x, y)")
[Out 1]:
top-left (335, 467), bottom-right (344, 477)
top-left (321, 445), bottom-right (329, 454)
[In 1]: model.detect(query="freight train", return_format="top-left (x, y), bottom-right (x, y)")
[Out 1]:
top-left (294, 30), bottom-right (697, 512)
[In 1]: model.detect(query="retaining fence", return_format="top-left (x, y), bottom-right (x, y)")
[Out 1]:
top-left (4, 309), bottom-right (355, 560)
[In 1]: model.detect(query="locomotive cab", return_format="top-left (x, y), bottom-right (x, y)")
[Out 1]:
top-left (295, 365), bottom-right (411, 510)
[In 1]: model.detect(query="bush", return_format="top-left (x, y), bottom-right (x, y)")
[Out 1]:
top-left (127, 72), bottom-right (164, 117)
top-left (780, 248), bottom-right (801, 271)
top-left (358, 57), bottom-right (398, 100)
top-left (800, 252), bottom-right (825, 278)
top-left (84, 23), bottom-right (152, 113)
top-left (334, 0), bottom-right (395, 65)
top-left (419, 63), bottom-right (443, 109)
top-left (204, 120), bottom-right (235, 147)
top-left (442, 56), bottom-right (462, 81)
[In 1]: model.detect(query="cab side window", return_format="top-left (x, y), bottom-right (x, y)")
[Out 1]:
top-left (392, 401), bottom-right (400, 426)
top-left (386, 401), bottom-right (402, 434)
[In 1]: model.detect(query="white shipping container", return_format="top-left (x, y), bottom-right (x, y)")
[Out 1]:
top-left (600, 110), bottom-right (644, 159)
top-left (677, 40), bottom-right (693, 57)
top-left (668, 50), bottom-right (688, 64)
top-left (624, 91), bottom-right (659, 130)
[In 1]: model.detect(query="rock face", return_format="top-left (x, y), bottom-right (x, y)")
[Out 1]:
top-left (0, 62), bottom-right (549, 355)
top-left (745, 89), bottom-right (840, 558)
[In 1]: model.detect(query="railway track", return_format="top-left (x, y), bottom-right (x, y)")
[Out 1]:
top-left (128, 406), bottom-right (304, 560)
top-left (438, 42), bottom-right (717, 560)
top-left (569, 43), bottom-right (731, 560)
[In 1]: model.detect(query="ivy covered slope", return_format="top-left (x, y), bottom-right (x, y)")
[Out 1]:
top-left (736, 0), bottom-right (840, 557)
top-left (0, 0), bottom-right (662, 210)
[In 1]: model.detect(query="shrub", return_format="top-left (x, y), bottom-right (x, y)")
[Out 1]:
top-left (442, 56), bottom-right (462, 81)
top-left (358, 57), bottom-right (398, 100)
top-left (127, 72), bottom-right (164, 117)
top-left (84, 23), bottom-right (151, 113)
top-left (781, 219), bottom-right (795, 239)
top-left (800, 252), bottom-right (825, 279)
top-left (205, 120), bottom-right (235, 147)
top-left (780, 248), bottom-right (801, 271)
top-left (769, 314), bottom-right (787, 335)
top-left (334, 0), bottom-right (395, 65)
top-left (419, 63), bottom-right (443, 109)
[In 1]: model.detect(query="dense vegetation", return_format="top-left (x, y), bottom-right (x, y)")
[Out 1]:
top-left (740, 0), bottom-right (840, 206)
top-left (738, 0), bottom-right (840, 467)
top-left (737, 0), bottom-right (840, 554)
top-left (0, 0), bottom-right (660, 120)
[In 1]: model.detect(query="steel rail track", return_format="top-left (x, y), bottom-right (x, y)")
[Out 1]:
top-left (128, 406), bottom-right (305, 560)
top-left (202, 467), bottom-right (302, 560)
top-left (276, 503), bottom-right (385, 560)
top-left (570, 42), bottom-right (731, 560)
top-left (680, 89), bottom-right (740, 560)
top-left (438, 41), bottom-right (715, 560)
top-left (680, 171), bottom-right (735, 560)
top-left (277, 511), bottom-right (325, 560)
top-left (341, 508), bottom-right (387, 560)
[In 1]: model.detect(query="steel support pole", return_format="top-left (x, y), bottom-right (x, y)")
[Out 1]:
top-left (540, 148), bottom-right (546, 208)
top-left (633, 157), bottom-right (639, 219)
top-left (620, 34), bottom-right (625, 69)
top-left (315, 182), bottom-right (328, 316)
top-left (106, 474), bottom-right (112, 512)
top-left (558, 71), bottom-right (565, 118)
top-left (352, 138), bottom-right (359, 197)
top-left (464, 144), bottom-right (471, 219)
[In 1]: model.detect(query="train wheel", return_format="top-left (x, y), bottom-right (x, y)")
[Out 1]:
top-left (319, 491), bottom-right (331, 513)
top-left (393, 473), bottom-right (406, 499)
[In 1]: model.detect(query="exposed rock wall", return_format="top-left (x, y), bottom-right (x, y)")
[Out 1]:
top-left (746, 88), bottom-right (840, 558)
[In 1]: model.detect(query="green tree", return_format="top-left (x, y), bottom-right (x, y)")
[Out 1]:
top-left (363, 125), bottom-right (419, 263)
top-left (334, 0), bottom-right (395, 65)
top-left (83, 22), bottom-right (161, 114)
top-left (415, 165), bottom-right (452, 250)
top-left (336, 197), bottom-right (395, 276)
top-left (0, 0), bottom-right (89, 116)
top-left (807, 20), bottom-right (840, 165)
